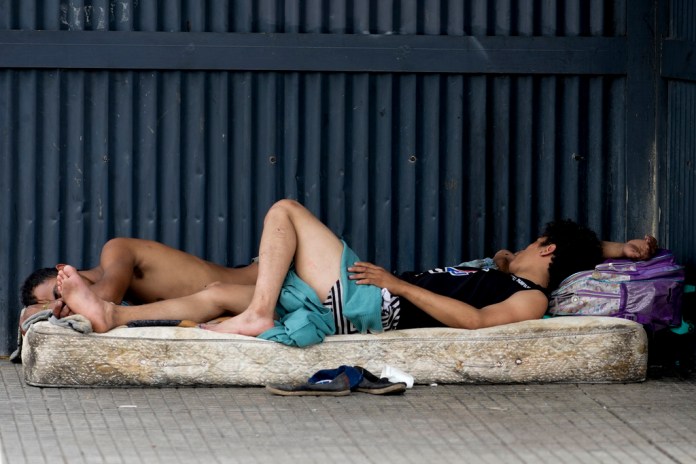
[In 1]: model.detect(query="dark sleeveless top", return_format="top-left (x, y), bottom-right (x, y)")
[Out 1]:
top-left (395, 266), bottom-right (547, 329)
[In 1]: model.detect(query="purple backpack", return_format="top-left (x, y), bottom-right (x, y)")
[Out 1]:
top-left (547, 250), bottom-right (685, 330)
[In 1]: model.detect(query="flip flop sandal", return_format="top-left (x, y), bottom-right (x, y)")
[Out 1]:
top-left (265, 372), bottom-right (352, 397)
top-left (354, 366), bottom-right (407, 395)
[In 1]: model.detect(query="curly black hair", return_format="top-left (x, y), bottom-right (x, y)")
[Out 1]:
top-left (540, 219), bottom-right (603, 291)
top-left (20, 267), bottom-right (58, 306)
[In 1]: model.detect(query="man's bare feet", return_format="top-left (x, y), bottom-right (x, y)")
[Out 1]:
top-left (200, 309), bottom-right (274, 336)
top-left (57, 265), bottom-right (116, 333)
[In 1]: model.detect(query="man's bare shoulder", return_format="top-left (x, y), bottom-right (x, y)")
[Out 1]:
top-left (102, 238), bottom-right (187, 261)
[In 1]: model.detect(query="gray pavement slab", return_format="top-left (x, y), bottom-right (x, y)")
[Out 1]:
top-left (1, 359), bottom-right (695, 463)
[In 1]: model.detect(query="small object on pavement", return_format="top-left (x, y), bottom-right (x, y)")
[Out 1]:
top-left (265, 372), bottom-right (352, 396)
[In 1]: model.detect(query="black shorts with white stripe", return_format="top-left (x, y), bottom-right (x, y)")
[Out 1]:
top-left (323, 280), bottom-right (401, 335)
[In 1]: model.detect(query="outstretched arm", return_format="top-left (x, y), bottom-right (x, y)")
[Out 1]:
top-left (483, 235), bottom-right (656, 278)
top-left (348, 262), bottom-right (548, 329)
top-left (601, 235), bottom-right (658, 260)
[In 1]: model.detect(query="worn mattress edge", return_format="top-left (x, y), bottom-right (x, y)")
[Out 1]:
top-left (22, 316), bottom-right (648, 387)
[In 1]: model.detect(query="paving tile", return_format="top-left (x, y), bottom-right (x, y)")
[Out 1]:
top-left (3, 360), bottom-right (696, 463)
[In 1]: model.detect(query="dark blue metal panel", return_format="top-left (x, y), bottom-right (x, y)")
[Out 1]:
top-left (671, 0), bottom-right (696, 41)
top-left (661, 0), bottom-right (696, 270)
top-left (665, 81), bottom-right (696, 269)
top-left (0, 0), bottom-right (666, 355)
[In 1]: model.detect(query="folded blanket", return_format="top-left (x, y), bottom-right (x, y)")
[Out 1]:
top-left (11, 308), bottom-right (92, 363)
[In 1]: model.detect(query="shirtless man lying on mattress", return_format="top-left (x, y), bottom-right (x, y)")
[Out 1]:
top-left (18, 238), bottom-right (258, 334)
top-left (55, 200), bottom-right (658, 345)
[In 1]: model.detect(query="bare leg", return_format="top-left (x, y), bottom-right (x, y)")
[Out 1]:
top-left (58, 265), bottom-right (255, 333)
top-left (202, 199), bottom-right (344, 336)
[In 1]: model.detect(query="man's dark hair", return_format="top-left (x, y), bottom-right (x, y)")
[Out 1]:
top-left (20, 267), bottom-right (58, 306)
top-left (540, 219), bottom-right (603, 291)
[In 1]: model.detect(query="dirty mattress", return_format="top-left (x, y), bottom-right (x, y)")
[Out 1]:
top-left (22, 316), bottom-right (647, 387)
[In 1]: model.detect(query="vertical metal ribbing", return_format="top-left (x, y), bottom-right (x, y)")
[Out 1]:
top-left (303, 0), bottom-right (323, 33)
top-left (536, 75), bottom-right (557, 224)
top-left (394, 1), bottom-right (417, 270)
top-left (63, 70), bottom-right (88, 264)
top-left (511, 76), bottom-right (535, 251)
top-left (281, 72), bottom-right (300, 201)
top-left (344, 73), bottom-right (370, 259)
top-left (0, 0), bottom-right (650, 354)
top-left (253, 69), bottom-right (279, 232)
top-left (407, 77), bottom-right (427, 269)
top-left (0, 1), bottom-right (12, 29)
top-left (35, 71), bottom-right (60, 264)
top-left (181, 71), bottom-right (207, 256)
top-left (612, 0), bottom-right (626, 36)
top-left (325, 71), bottom-right (347, 234)
top-left (324, 0), bottom-right (348, 235)
top-left (370, 2), bottom-right (395, 267)
top-left (0, 70), bottom-right (13, 344)
top-left (560, 0), bottom-right (581, 222)
top-left (17, 70), bottom-right (40, 277)
top-left (230, 72), bottom-right (254, 263)
top-left (607, 78), bottom-right (626, 237)
top-left (298, 0), bottom-right (324, 218)
top-left (372, 72), bottom-right (395, 267)
top-left (667, 82), bottom-right (696, 268)
top-left (86, 71), bottom-right (111, 256)
top-left (109, 71), bottom-right (134, 239)
top-left (462, 0), bottom-right (487, 260)
top-left (536, 0), bottom-right (558, 226)
top-left (494, 0), bottom-right (511, 35)
top-left (132, 0), bottom-right (160, 247)
top-left (418, 1), bottom-right (442, 267)
top-left (490, 76), bottom-right (511, 250)
top-left (206, 71), bottom-right (231, 263)
top-left (12, 0), bottom-right (40, 314)
top-left (134, 72), bottom-right (159, 241)
top-left (442, 74), bottom-right (464, 264)
top-left (299, 73), bottom-right (322, 211)
top-left (255, 0), bottom-right (280, 233)
top-left (512, 0), bottom-right (535, 248)
top-left (463, 75), bottom-right (487, 260)
top-left (376, 0), bottom-right (392, 34)
top-left (586, 77), bottom-right (606, 236)
top-left (589, 0), bottom-right (605, 37)
top-left (157, 71), bottom-right (182, 247)
top-left (180, 3), bottom-right (206, 256)
top-left (586, 0), bottom-right (607, 239)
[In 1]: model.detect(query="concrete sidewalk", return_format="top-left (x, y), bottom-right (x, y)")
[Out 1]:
top-left (1, 359), bottom-right (695, 463)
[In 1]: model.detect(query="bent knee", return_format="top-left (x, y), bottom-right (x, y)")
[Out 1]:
top-left (265, 199), bottom-right (307, 222)
top-left (269, 199), bottom-right (303, 213)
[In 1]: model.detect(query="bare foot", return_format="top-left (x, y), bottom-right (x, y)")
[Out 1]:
top-left (200, 310), bottom-right (274, 336)
top-left (57, 265), bottom-right (116, 333)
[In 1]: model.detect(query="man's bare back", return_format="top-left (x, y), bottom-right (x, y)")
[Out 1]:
top-left (83, 238), bottom-right (258, 304)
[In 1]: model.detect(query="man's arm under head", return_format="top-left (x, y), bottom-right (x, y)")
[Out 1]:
top-left (493, 235), bottom-right (658, 275)
top-left (601, 235), bottom-right (658, 260)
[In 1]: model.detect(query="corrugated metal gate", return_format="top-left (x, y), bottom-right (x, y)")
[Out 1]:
top-left (661, 0), bottom-right (696, 276)
top-left (0, 0), bottom-right (687, 355)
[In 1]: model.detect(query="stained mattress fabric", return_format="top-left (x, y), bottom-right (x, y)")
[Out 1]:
top-left (22, 316), bottom-right (647, 387)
